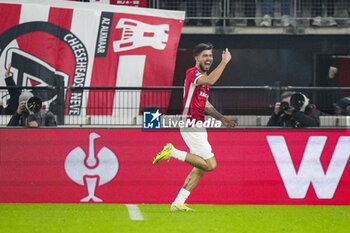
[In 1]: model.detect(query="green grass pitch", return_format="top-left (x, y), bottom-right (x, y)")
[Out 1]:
top-left (0, 203), bottom-right (350, 233)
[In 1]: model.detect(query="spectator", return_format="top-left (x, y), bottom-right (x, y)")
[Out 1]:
top-left (334, 97), bottom-right (350, 116)
top-left (7, 91), bottom-right (57, 127)
top-left (311, 0), bottom-right (337, 27)
top-left (1, 63), bottom-right (21, 115)
top-left (328, 65), bottom-right (338, 79)
top-left (260, 0), bottom-right (294, 27)
top-left (267, 91), bottom-right (320, 128)
top-left (186, 0), bottom-right (213, 26)
top-left (216, 0), bottom-right (256, 27)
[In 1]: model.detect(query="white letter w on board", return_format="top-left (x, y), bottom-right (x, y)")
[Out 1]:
top-left (267, 136), bottom-right (350, 199)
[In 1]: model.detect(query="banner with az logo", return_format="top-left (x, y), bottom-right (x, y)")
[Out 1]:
top-left (0, 0), bottom-right (184, 118)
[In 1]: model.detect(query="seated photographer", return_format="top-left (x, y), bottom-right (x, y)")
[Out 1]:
top-left (267, 91), bottom-right (320, 128)
top-left (333, 97), bottom-right (350, 116)
top-left (7, 91), bottom-right (57, 127)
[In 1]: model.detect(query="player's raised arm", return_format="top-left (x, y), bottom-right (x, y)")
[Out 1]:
top-left (196, 48), bottom-right (231, 86)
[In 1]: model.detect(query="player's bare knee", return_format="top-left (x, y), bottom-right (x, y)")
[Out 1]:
top-left (205, 162), bottom-right (217, 172)
top-left (204, 157), bottom-right (217, 172)
top-left (208, 164), bottom-right (217, 172)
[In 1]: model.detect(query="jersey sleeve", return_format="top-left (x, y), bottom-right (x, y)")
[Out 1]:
top-left (187, 69), bottom-right (204, 86)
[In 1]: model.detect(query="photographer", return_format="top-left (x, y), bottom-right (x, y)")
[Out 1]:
top-left (267, 91), bottom-right (320, 128)
top-left (333, 97), bottom-right (350, 116)
top-left (7, 91), bottom-right (57, 127)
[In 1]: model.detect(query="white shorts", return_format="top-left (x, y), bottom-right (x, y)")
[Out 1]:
top-left (180, 127), bottom-right (214, 160)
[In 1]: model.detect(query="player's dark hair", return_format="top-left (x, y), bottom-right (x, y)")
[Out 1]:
top-left (193, 43), bottom-right (213, 57)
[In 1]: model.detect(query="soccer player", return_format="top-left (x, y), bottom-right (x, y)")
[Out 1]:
top-left (153, 43), bottom-right (236, 211)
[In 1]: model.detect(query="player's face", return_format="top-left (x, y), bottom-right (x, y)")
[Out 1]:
top-left (196, 49), bottom-right (213, 73)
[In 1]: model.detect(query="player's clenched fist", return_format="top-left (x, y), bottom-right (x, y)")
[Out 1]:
top-left (222, 48), bottom-right (231, 64)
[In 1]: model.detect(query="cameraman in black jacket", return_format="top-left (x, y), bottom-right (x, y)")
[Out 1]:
top-left (267, 91), bottom-right (320, 128)
top-left (7, 91), bottom-right (57, 127)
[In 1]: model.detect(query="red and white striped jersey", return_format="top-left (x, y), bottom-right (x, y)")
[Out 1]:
top-left (182, 66), bottom-right (210, 122)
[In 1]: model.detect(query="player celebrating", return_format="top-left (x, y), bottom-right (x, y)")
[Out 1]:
top-left (153, 43), bottom-right (236, 211)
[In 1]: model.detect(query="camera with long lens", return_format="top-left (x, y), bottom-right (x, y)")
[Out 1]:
top-left (280, 101), bottom-right (290, 111)
top-left (280, 93), bottom-right (309, 113)
top-left (290, 93), bottom-right (309, 111)
top-left (26, 96), bottom-right (42, 114)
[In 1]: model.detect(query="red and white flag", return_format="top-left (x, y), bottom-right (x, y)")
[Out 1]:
top-left (0, 0), bottom-right (184, 118)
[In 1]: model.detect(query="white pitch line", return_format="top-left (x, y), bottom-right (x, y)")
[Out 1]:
top-left (126, 204), bottom-right (144, 221)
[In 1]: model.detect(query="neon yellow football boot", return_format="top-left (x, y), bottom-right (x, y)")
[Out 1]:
top-left (152, 143), bottom-right (175, 165)
top-left (170, 203), bottom-right (195, 212)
